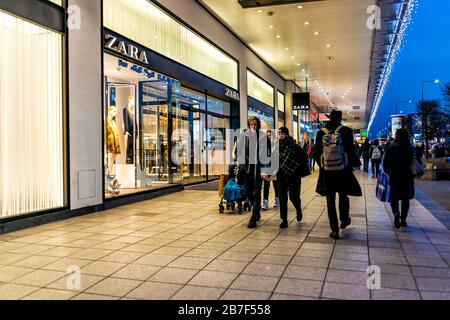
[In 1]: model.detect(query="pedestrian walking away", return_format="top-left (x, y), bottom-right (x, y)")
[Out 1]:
top-left (383, 128), bottom-right (416, 229)
top-left (370, 139), bottom-right (383, 178)
top-left (314, 110), bottom-right (362, 240)
top-left (361, 139), bottom-right (371, 173)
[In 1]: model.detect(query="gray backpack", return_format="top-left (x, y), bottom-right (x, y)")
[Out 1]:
top-left (321, 126), bottom-right (348, 171)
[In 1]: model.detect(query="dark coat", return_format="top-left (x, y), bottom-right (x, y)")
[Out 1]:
top-left (314, 122), bottom-right (362, 197)
top-left (383, 142), bottom-right (415, 200)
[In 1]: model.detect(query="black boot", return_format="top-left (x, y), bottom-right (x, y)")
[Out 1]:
top-left (394, 214), bottom-right (401, 229)
top-left (280, 220), bottom-right (288, 229)
top-left (329, 231), bottom-right (340, 240)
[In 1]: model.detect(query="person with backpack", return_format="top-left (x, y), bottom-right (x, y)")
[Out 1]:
top-left (314, 110), bottom-right (362, 240)
top-left (383, 129), bottom-right (415, 229)
top-left (369, 139), bottom-right (383, 178)
top-left (275, 127), bottom-right (309, 229)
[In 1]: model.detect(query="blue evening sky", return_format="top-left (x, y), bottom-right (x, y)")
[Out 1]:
top-left (369, 0), bottom-right (450, 137)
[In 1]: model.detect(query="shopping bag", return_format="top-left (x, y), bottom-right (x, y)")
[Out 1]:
top-left (375, 171), bottom-right (391, 202)
top-left (411, 157), bottom-right (425, 177)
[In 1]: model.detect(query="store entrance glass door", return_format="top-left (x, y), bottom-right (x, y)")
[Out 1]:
top-left (140, 79), bottom-right (181, 185)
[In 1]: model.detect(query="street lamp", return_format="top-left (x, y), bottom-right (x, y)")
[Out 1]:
top-left (395, 100), bottom-right (413, 114)
top-left (422, 79), bottom-right (440, 100)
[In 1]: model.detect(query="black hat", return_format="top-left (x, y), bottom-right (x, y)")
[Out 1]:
top-left (326, 110), bottom-right (343, 122)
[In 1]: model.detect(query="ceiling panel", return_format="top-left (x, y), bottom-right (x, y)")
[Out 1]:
top-left (199, 0), bottom-right (377, 129)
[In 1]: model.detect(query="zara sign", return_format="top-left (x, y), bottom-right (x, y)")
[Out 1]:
top-left (104, 34), bottom-right (149, 65)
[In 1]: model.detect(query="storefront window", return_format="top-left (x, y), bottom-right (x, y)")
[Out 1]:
top-left (247, 70), bottom-right (274, 108)
top-left (103, 0), bottom-right (238, 90)
top-left (277, 91), bottom-right (285, 113)
top-left (248, 107), bottom-right (274, 130)
top-left (207, 96), bottom-right (231, 180)
top-left (0, 11), bottom-right (65, 217)
top-left (104, 54), bottom-right (182, 198)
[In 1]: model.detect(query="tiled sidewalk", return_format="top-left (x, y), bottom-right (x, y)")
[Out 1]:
top-left (0, 171), bottom-right (449, 300)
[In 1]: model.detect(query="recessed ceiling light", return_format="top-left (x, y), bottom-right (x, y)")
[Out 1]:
top-left (326, 44), bottom-right (331, 48)
top-left (314, 31), bottom-right (320, 35)
top-left (304, 21), bottom-right (310, 25)
top-left (296, 63), bottom-right (301, 66)
top-left (297, 5), bottom-right (303, 9)
top-left (257, 9), bottom-right (263, 13)
top-left (301, 69), bottom-right (305, 72)
top-left (285, 47), bottom-right (289, 51)
top-left (276, 35), bottom-right (281, 38)
top-left (269, 25), bottom-right (274, 29)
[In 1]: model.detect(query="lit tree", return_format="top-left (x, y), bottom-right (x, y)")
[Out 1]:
top-left (416, 100), bottom-right (448, 158)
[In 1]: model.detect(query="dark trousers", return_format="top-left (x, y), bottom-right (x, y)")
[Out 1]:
top-left (309, 156), bottom-right (316, 171)
top-left (371, 159), bottom-right (381, 177)
top-left (390, 198), bottom-right (410, 220)
top-left (363, 158), bottom-right (370, 172)
top-left (326, 192), bottom-right (350, 232)
top-left (246, 169), bottom-right (263, 221)
top-left (263, 180), bottom-right (279, 200)
top-left (277, 173), bottom-right (302, 221)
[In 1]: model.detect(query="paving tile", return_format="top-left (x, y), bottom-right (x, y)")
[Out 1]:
top-left (171, 285), bottom-right (225, 300)
top-left (329, 259), bottom-right (369, 272)
top-left (270, 294), bottom-right (318, 300)
top-left (325, 269), bottom-right (368, 286)
top-left (381, 274), bottom-right (418, 290)
top-left (112, 264), bottom-right (161, 281)
top-left (321, 282), bottom-right (371, 300)
top-left (253, 254), bottom-right (292, 266)
top-left (69, 248), bottom-right (113, 260)
top-left (416, 277), bottom-right (450, 292)
top-left (71, 293), bottom-right (119, 300)
top-left (126, 282), bottom-right (182, 300)
top-left (184, 249), bottom-right (223, 259)
top-left (372, 288), bottom-right (421, 300)
top-left (189, 271), bottom-right (238, 288)
top-left (121, 243), bottom-right (160, 253)
top-left (221, 289), bottom-right (271, 300)
top-left (100, 251), bottom-right (145, 264)
top-left (134, 254), bottom-right (178, 267)
top-left (149, 267), bottom-right (199, 285)
top-left (230, 274), bottom-right (279, 292)
top-left (12, 270), bottom-right (66, 287)
top-left (0, 266), bottom-right (35, 282)
top-left (204, 260), bottom-right (248, 273)
top-left (81, 261), bottom-right (126, 277)
top-left (0, 284), bottom-right (40, 300)
top-left (274, 278), bottom-right (322, 298)
top-left (0, 253), bottom-right (30, 265)
top-left (242, 262), bottom-right (286, 278)
top-left (420, 291), bottom-right (450, 300)
top-left (41, 258), bottom-right (93, 272)
top-left (290, 256), bottom-right (330, 268)
top-left (21, 288), bottom-right (78, 300)
top-left (47, 274), bottom-right (104, 292)
top-left (284, 265), bottom-right (327, 281)
top-left (86, 278), bottom-right (142, 297)
top-left (39, 246), bottom-right (83, 258)
top-left (411, 267), bottom-right (450, 279)
top-left (168, 257), bottom-right (213, 270)
top-left (12, 255), bottom-right (59, 269)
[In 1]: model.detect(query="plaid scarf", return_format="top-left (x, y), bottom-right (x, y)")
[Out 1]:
top-left (279, 136), bottom-right (300, 175)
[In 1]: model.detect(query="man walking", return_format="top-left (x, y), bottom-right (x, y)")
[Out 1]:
top-left (314, 110), bottom-right (362, 239)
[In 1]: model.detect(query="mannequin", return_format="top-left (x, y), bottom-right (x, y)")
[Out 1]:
top-left (106, 105), bottom-right (121, 176)
top-left (123, 96), bottom-right (135, 164)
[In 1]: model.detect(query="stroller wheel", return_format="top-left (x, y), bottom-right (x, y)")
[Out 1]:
top-left (231, 203), bottom-right (236, 211)
top-left (219, 204), bottom-right (225, 213)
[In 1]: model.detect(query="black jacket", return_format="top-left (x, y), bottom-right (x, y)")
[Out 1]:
top-left (314, 122), bottom-right (362, 196)
top-left (383, 142), bottom-right (415, 200)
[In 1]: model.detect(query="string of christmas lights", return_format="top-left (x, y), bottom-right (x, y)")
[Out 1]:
top-left (367, 0), bottom-right (418, 134)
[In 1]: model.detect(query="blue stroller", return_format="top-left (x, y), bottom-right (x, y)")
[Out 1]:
top-left (219, 163), bottom-right (251, 214)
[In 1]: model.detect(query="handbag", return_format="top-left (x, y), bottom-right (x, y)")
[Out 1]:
top-left (375, 171), bottom-right (391, 202)
top-left (411, 151), bottom-right (425, 177)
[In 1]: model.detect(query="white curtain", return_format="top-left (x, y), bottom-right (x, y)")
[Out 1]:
top-left (0, 12), bottom-right (64, 217)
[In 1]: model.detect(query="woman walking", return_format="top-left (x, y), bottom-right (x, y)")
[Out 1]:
top-left (383, 129), bottom-right (415, 229)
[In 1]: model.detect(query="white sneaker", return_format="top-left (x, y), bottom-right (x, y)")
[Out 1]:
top-left (274, 198), bottom-right (280, 208)
top-left (262, 200), bottom-right (269, 211)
